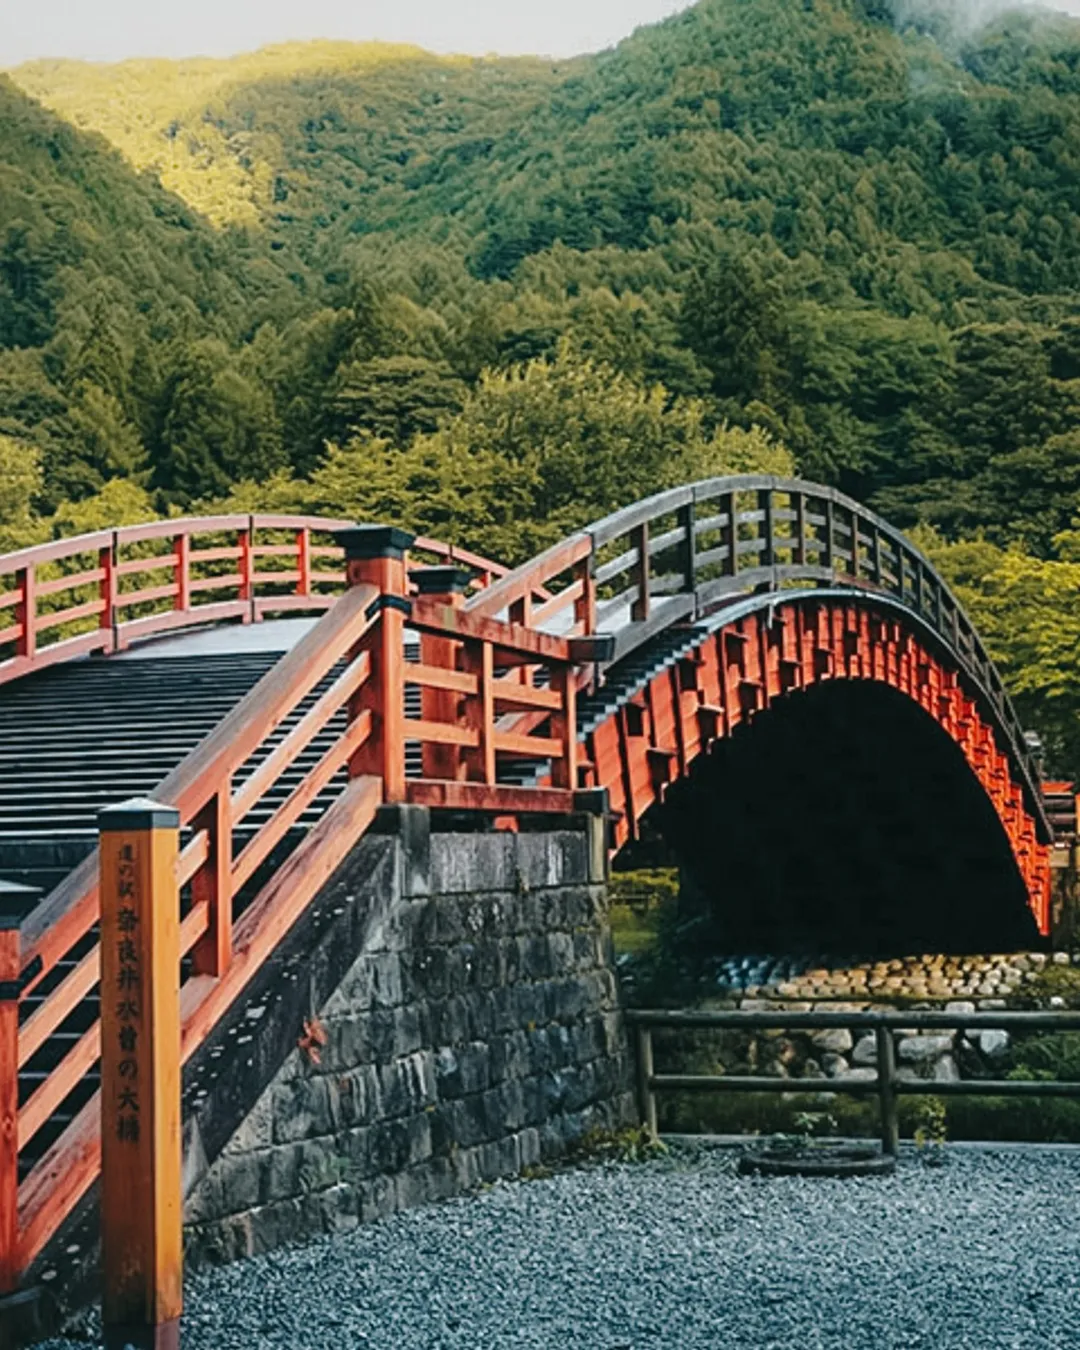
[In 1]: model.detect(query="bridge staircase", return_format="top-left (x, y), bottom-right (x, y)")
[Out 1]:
top-left (0, 482), bottom-right (1057, 1305)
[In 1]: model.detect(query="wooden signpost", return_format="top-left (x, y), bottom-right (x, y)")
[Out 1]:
top-left (99, 799), bottom-right (183, 1350)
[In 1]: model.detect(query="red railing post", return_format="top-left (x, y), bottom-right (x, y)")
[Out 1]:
top-left (0, 919), bottom-right (19, 1295)
top-left (174, 533), bottom-right (190, 615)
top-left (463, 639), bottom-right (496, 786)
top-left (550, 661), bottom-right (578, 791)
top-left (630, 523), bottom-right (650, 623)
top-left (414, 567), bottom-right (470, 781)
top-left (338, 526), bottom-right (415, 802)
top-left (296, 528), bottom-right (312, 598)
top-left (239, 519), bottom-right (254, 623)
top-left (190, 791), bottom-right (232, 979)
top-left (99, 798), bottom-right (183, 1350)
top-left (573, 554), bottom-right (597, 636)
top-left (15, 565), bottom-right (35, 661)
top-left (99, 535), bottom-right (118, 651)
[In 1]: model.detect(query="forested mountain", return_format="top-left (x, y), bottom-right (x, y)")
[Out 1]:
top-left (8, 0), bottom-right (1080, 764)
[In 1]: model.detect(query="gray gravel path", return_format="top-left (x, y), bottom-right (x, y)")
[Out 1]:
top-left (38, 1143), bottom-right (1080, 1349)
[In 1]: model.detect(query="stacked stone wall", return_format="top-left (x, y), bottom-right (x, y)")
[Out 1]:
top-left (183, 813), bottom-right (635, 1265)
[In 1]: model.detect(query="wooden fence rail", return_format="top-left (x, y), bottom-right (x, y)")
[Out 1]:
top-left (626, 1008), bottom-right (1080, 1157)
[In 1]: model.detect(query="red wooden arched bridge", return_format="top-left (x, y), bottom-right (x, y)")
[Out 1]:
top-left (0, 477), bottom-right (1055, 1293)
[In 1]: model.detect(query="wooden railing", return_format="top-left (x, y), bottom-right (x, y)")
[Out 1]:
top-left (0, 516), bottom-right (508, 689)
top-left (0, 527), bottom-right (573, 1288)
top-left (0, 480), bottom-right (1059, 1288)
top-left (10, 581), bottom-right (384, 1280)
top-left (467, 476), bottom-right (1045, 818)
top-left (628, 1007), bottom-right (1080, 1156)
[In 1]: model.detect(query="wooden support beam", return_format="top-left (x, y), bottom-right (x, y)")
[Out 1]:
top-left (15, 567), bottom-right (34, 661)
top-left (99, 799), bottom-right (183, 1350)
top-left (464, 641), bottom-right (496, 785)
top-left (405, 782), bottom-right (576, 814)
top-left (296, 527), bottom-right (312, 597)
top-left (414, 567), bottom-right (470, 780)
top-left (411, 598), bottom-right (572, 664)
top-left (174, 534), bottom-right (190, 613)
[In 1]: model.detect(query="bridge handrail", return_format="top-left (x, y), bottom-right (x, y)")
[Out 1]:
top-left (0, 515), bottom-right (508, 688)
top-left (12, 578), bottom-right (387, 1275)
top-left (464, 475), bottom-right (1038, 791)
top-left (6, 535), bottom-right (580, 1283)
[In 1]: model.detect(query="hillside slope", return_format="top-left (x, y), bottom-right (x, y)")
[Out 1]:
top-left (14, 0), bottom-right (1080, 297)
top-left (7, 0), bottom-right (1080, 523)
top-left (0, 76), bottom-right (303, 507)
top-left (10, 0), bottom-right (1080, 770)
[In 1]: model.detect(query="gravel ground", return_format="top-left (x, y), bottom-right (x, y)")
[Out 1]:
top-left (37, 1142), bottom-right (1080, 1350)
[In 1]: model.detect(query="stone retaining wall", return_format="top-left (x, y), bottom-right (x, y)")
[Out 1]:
top-left (183, 809), bottom-right (635, 1266)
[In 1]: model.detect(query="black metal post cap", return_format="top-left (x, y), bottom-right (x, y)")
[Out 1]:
top-left (99, 797), bottom-right (181, 832)
top-left (411, 566), bottom-right (473, 596)
top-left (336, 525), bottom-right (416, 562)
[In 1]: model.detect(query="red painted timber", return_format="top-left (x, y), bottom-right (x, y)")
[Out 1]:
top-left (585, 595), bottom-right (1051, 926)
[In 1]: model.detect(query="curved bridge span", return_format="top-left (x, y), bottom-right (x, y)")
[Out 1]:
top-left (0, 476), bottom-right (1055, 1290)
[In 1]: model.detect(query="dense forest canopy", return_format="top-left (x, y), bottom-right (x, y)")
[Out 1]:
top-left (6, 0), bottom-right (1080, 766)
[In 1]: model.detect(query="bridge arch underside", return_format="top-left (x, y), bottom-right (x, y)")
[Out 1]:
top-left (587, 594), bottom-right (1050, 955)
top-left (660, 681), bottom-right (1041, 956)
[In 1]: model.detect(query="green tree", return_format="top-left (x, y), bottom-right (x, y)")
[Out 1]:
top-left (151, 341), bottom-right (284, 504)
top-left (0, 433), bottom-right (44, 550)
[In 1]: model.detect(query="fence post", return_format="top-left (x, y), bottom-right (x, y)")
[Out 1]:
top-left (721, 492), bottom-right (737, 578)
top-left (0, 919), bottom-right (19, 1295)
top-left (824, 497), bottom-right (836, 573)
top-left (99, 798), bottom-right (183, 1350)
top-left (239, 519), bottom-right (254, 623)
top-left (573, 552), bottom-right (597, 636)
top-left (338, 525), bottom-right (415, 802)
top-left (793, 493), bottom-right (807, 567)
top-left (463, 639), bottom-right (496, 786)
top-left (296, 527), bottom-right (312, 598)
top-left (99, 538), bottom-right (118, 651)
top-left (15, 566), bottom-right (35, 662)
top-left (549, 662), bottom-right (578, 791)
top-left (758, 488), bottom-right (775, 569)
top-left (678, 500), bottom-right (697, 599)
top-left (190, 791), bottom-right (232, 979)
top-left (875, 1024), bottom-right (898, 1157)
top-left (630, 523), bottom-right (650, 623)
top-left (635, 1024), bottom-right (658, 1143)
top-left (414, 567), bottom-right (470, 781)
top-left (173, 533), bottom-right (190, 615)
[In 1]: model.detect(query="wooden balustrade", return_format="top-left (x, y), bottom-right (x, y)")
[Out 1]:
top-left (0, 516), bottom-right (508, 690)
top-left (0, 523), bottom-right (575, 1286)
top-left (461, 476), bottom-right (1043, 811)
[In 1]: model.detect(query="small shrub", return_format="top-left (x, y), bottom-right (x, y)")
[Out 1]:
top-left (567, 1126), bottom-right (668, 1164)
top-left (1028, 963), bottom-right (1080, 1006)
top-left (912, 1096), bottom-right (948, 1165)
